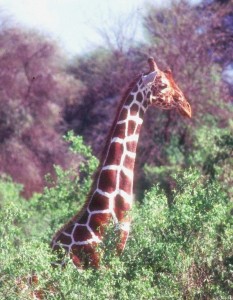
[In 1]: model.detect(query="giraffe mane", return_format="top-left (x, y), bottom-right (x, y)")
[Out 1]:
top-left (98, 73), bottom-right (142, 165)
top-left (52, 74), bottom-right (142, 244)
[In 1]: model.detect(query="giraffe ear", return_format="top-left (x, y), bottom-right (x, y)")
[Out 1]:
top-left (142, 71), bottom-right (157, 86)
top-left (164, 68), bottom-right (172, 74)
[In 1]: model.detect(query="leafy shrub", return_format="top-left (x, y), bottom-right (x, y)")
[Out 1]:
top-left (144, 122), bottom-right (233, 203)
top-left (0, 134), bottom-right (232, 299)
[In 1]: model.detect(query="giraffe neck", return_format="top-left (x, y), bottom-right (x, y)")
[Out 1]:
top-left (95, 80), bottom-right (148, 223)
top-left (52, 77), bottom-right (149, 266)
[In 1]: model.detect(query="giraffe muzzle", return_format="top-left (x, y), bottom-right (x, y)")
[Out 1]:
top-left (177, 100), bottom-right (192, 118)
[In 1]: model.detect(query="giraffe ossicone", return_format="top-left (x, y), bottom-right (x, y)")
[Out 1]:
top-left (51, 57), bottom-right (192, 268)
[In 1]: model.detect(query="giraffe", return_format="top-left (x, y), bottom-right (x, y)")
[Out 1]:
top-left (51, 57), bottom-right (192, 268)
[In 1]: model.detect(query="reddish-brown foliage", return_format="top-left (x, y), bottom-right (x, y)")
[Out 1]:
top-left (0, 25), bottom-right (85, 197)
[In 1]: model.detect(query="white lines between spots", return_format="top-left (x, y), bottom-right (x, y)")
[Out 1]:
top-left (95, 187), bottom-right (132, 205)
top-left (140, 105), bottom-right (147, 112)
top-left (126, 151), bottom-right (136, 158)
top-left (118, 189), bottom-right (132, 204)
top-left (117, 116), bottom-right (143, 125)
top-left (126, 134), bottom-right (139, 142)
top-left (111, 137), bottom-right (124, 144)
top-left (111, 134), bottom-right (139, 144)
top-left (86, 226), bottom-right (102, 242)
top-left (76, 238), bottom-right (101, 246)
top-left (88, 209), bottom-right (110, 215)
top-left (62, 232), bottom-right (72, 237)
top-left (102, 164), bottom-right (133, 179)
top-left (102, 165), bottom-right (118, 171)
top-left (122, 166), bottom-right (133, 179)
top-left (95, 188), bottom-right (113, 198)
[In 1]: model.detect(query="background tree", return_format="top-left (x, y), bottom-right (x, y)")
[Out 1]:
top-left (201, 0), bottom-right (233, 96)
top-left (0, 23), bottom-right (85, 197)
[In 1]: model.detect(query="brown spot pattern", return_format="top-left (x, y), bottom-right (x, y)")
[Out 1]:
top-left (105, 142), bottom-right (124, 166)
top-left (139, 108), bottom-right (145, 119)
top-left (132, 84), bottom-right (138, 93)
top-left (123, 154), bottom-right (135, 169)
top-left (89, 213), bottom-right (111, 236)
top-left (135, 124), bottom-right (141, 135)
top-left (57, 233), bottom-right (72, 245)
top-left (64, 225), bottom-right (74, 235)
top-left (78, 211), bottom-right (89, 224)
top-left (115, 194), bottom-right (131, 212)
top-left (118, 108), bottom-right (128, 121)
top-left (73, 226), bottom-right (92, 242)
top-left (125, 94), bottom-right (134, 105)
top-left (89, 192), bottom-right (109, 211)
top-left (119, 170), bottom-right (132, 194)
top-left (113, 122), bottom-right (126, 139)
top-left (127, 120), bottom-right (137, 136)
top-left (126, 140), bottom-right (137, 153)
top-left (98, 169), bottom-right (117, 193)
top-left (137, 92), bottom-right (143, 101)
top-left (130, 103), bottom-right (139, 115)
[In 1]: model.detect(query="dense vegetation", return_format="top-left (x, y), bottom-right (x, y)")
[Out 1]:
top-left (0, 0), bottom-right (232, 299)
top-left (0, 132), bottom-right (232, 299)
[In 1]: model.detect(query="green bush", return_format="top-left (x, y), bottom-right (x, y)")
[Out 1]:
top-left (144, 122), bottom-right (233, 203)
top-left (0, 134), bottom-right (232, 299)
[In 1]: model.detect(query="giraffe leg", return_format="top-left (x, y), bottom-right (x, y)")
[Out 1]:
top-left (113, 196), bottom-right (132, 254)
top-left (115, 218), bottom-right (131, 254)
top-left (113, 209), bottom-right (131, 254)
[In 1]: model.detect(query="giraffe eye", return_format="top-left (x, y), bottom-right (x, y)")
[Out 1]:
top-left (160, 83), bottom-right (167, 90)
top-left (173, 95), bottom-right (180, 102)
top-left (164, 68), bottom-right (172, 74)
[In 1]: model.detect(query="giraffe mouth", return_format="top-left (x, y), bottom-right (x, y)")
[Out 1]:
top-left (177, 101), bottom-right (192, 118)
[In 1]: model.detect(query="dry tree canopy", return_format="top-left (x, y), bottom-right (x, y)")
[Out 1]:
top-left (0, 25), bottom-right (85, 197)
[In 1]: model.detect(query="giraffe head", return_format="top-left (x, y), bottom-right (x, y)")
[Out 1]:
top-left (142, 58), bottom-right (192, 118)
